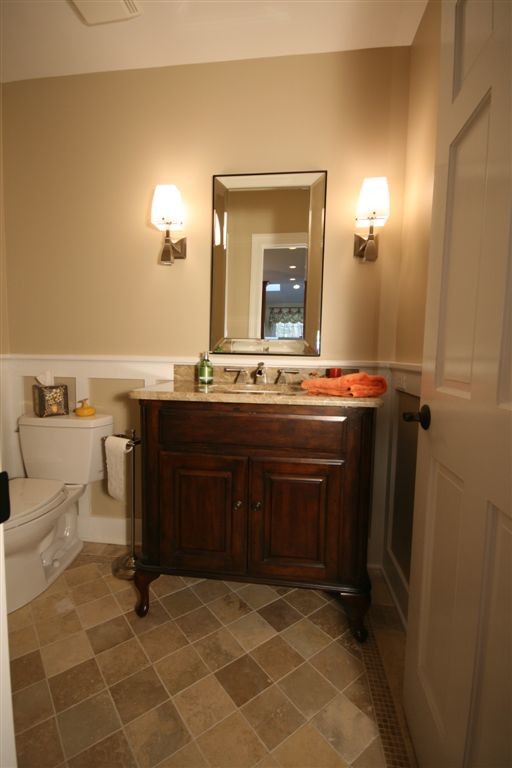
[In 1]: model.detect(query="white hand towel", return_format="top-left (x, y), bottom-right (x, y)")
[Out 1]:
top-left (105, 436), bottom-right (131, 502)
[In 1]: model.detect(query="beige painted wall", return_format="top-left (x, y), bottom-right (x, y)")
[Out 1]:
top-left (395, 0), bottom-right (441, 363)
top-left (2, 48), bottom-right (410, 361)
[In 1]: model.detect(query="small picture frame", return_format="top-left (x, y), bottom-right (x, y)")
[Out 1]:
top-left (32, 384), bottom-right (69, 417)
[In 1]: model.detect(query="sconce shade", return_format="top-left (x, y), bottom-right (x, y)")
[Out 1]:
top-left (151, 184), bottom-right (185, 232)
top-left (355, 177), bottom-right (390, 228)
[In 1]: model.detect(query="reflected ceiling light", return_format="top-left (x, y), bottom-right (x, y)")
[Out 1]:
top-left (289, 265), bottom-right (297, 269)
top-left (353, 176), bottom-right (390, 262)
top-left (151, 184), bottom-right (187, 266)
top-left (289, 277), bottom-right (296, 281)
top-left (293, 284), bottom-right (301, 290)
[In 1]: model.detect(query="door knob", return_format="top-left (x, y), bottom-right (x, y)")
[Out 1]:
top-left (403, 404), bottom-right (431, 430)
top-left (233, 500), bottom-right (243, 511)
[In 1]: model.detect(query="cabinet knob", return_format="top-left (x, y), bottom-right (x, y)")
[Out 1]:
top-left (233, 500), bottom-right (243, 511)
top-left (252, 501), bottom-right (262, 512)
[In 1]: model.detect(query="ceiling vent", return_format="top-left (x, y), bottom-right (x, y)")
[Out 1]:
top-left (71, 0), bottom-right (142, 26)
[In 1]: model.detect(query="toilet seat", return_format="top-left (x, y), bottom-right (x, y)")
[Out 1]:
top-left (6, 478), bottom-right (67, 529)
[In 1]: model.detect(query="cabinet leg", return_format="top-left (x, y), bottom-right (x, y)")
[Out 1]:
top-left (337, 592), bottom-right (370, 643)
top-left (134, 570), bottom-right (160, 617)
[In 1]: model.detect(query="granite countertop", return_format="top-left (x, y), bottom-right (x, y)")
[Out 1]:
top-left (129, 381), bottom-right (382, 408)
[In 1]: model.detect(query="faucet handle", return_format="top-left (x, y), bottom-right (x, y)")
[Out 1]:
top-left (276, 368), bottom-right (300, 384)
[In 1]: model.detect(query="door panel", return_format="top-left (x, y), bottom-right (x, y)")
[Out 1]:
top-left (404, 1), bottom-right (511, 765)
top-left (159, 452), bottom-right (247, 573)
top-left (249, 457), bottom-right (342, 582)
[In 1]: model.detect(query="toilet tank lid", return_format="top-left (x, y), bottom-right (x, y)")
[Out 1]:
top-left (19, 413), bottom-right (113, 429)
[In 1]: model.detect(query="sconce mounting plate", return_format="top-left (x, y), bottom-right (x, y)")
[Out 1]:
top-left (354, 233), bottom-right (379, 262)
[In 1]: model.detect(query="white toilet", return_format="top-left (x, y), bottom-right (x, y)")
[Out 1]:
top-left (4, 412), bottom-right (113, 613)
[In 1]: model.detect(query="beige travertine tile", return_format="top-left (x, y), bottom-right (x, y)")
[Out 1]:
top-left (64, 563), bottom-right (102, 588)
top-left (343, 674), bottom-right (375, 720)
top-left (281, 618), bottom-right (331, 659)
top-left (351, 735), bottom-right (387, 767)
top-left (278, 663), bottom-right (337, 719)
top-left (257, 599), bottom-right (302, 633)
top-left (228, 612), bottom-right (276, 651)
top-left (10, 649), bottom-right (45, 692)
top-left (310, 640), bottom-right (364, 692)
top-left (250, 635), bottom-right (304, 682)
top-left (255, 755), bottom-right (280, 768)
top-left (30, 592), bottom-right (75, 623)
top-left (126, 600), bottom-right (170, 636)
top-left (7, 603), bottom-right (34, 633)
top-left (40, 631), bottom-right (94, 677)
top-left (215, 654), bottom-right (272, 707)
top-left (137, 621), bottom-right (188, 662)
top-left (124, 700), bottom-right (190, 768)
top-left (57, 689), bottom-right (121, 759)
top-left (76, 594), bottom-right (122, 628)
top-left (48, 657), bottom-right (104, 713)
top-left (174, 674), bottom-right (235, 736)
top-left (71, 577), bottom-right (109, 605)
top-left (97, 637), bottom-right (150, 685)
top-left (15, 717), bottom-right (64, 768)
top-left (35, 609), bottom-right (82, 646)
top-left (242, 684), bottom-right (305, 749)
top-left (283, 588), bottom-right (327, 616)
top-left (208, 592), bottom-right (252, 624)
top-left (193, 627), bottom-right (245, 671)
top-left (308, 603), bottom-right (350, 639)
top-left (175, 605), bottom-right (222, 642)
top-left (114, 585), bottom-right (139, 613)
top-left (86, 615), bottom-right (133, 654)
top-left (161, 588), bottom-right (203, 618)
top-left (191, 578), bottom-right (231, 604)
top-left (272, 722), bottom-right (348, 767)
top-left (13, 679), bottom-right (53, 733)
top-left (313, 693), bottom-right (379, 764)
top-left (110, 666), bottom-right (169, 724)
top-left (155, 645), bottom-right (209, 695)
top-left (67, 729), bottom-right (137, 768)
top-left (103, 573), bottom-right (135, 594)
top-left (9, 624), bottom-right (40, 659)
top-left (237, 584), bottom-right (279, 609)
top-left (150, 573), bottom-right (187, 598)
top-left (157, 741), bottom-right (208, 767)
top-left (196, 711), bottom-right (267, 768)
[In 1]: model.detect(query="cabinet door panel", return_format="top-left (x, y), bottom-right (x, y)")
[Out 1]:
top-left (249, 458), bottom-right (342, 582)
top-left (159, 452), bottom-right (247, 573)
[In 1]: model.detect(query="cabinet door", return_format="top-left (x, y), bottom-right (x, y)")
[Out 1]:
top-left (159, 452), bottom-right (247, 574)
top-left (249, 458), bottom-right (342, 583)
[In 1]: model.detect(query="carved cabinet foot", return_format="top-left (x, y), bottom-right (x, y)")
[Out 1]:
top-left (134, 569), bottom-right (160, 617)
top-left (337, 592), bottom-right (371, 643)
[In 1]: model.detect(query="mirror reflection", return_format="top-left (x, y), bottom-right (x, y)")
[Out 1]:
top-left (210, 171), bottom-right (327, 355)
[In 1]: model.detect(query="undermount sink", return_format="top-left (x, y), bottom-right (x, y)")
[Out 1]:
top-left (202, 383), bottom-right (303, 395)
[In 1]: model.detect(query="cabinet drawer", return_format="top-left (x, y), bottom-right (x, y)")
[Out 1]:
top-left (158, 404), bottom-right (346, 454)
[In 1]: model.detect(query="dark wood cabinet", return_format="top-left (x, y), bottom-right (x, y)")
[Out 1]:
top-left (134, 399), bottom-right (375, 641)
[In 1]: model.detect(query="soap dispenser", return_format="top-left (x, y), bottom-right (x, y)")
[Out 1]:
top-left (198, 352), bottom-right (214, 384)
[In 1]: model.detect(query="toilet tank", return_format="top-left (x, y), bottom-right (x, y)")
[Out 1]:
top-left (18, 413), bottom-right (114, 484)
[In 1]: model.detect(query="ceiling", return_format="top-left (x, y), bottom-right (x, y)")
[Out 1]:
top-left (0, 0), bottom-right (428, 84)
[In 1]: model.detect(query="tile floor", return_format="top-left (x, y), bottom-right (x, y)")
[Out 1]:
top-left (8, 543), bottom-right (416, 768)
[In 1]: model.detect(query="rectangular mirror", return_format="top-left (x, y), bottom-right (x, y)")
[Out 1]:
top-left (210, 171), bottom-right (327, 355)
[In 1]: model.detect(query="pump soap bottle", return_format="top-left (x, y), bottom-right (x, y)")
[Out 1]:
top-left (198, 352), bottom-right (214, 385)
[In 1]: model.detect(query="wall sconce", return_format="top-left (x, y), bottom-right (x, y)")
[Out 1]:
top-left (151, 184), bottom-right (187, 265)
top-left (353, 177), bottom-right (390, 262)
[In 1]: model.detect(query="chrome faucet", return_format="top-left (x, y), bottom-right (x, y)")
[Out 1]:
top-left (254, 362), bottom-right (267, 385)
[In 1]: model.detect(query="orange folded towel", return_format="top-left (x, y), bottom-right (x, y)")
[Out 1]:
top-left (301, 373), bottom-right (387, 398)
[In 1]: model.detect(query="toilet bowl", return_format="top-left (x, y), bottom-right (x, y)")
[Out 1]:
top-left (4, 412), bottom-right (113, 613)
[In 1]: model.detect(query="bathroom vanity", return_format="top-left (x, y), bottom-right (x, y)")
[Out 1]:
top-left (131, 383), bottom-right (379, 641)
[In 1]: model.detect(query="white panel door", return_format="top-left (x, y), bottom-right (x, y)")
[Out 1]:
top-left (404, 1), bottom-right (511, 766)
